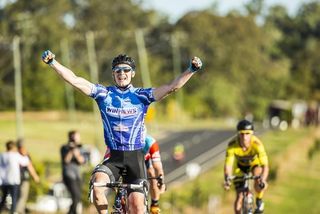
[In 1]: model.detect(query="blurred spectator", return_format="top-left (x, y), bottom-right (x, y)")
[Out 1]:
top-left (305, 102), bottom-right (319, 126)
top-left (60, 130), bottom-right (85, 214)
top-left (0, 140), bottom-right (30, 213)
top-left (16, 139), bottom-right (40, 214)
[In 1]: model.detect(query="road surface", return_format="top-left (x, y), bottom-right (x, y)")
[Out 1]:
top-left (157, 129), bottom-right (236, 184)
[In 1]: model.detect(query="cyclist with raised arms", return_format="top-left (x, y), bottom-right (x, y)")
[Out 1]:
top-left (142, 135), bottom-right (165, 214)
top-left (223, 119), bottom-right (269, 214)
top-left (42, 50), bottom-right (202, 214)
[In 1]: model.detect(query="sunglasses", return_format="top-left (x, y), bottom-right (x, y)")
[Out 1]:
top-left (113, 66), bottom-right (133, 73)
top-left (238, 130), bottom-right (254, 135)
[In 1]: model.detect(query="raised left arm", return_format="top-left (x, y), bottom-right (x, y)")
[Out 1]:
top-left (153, 56), bottom-right (202, 101)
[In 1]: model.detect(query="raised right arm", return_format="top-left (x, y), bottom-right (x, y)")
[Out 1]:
top-left (42, 50), bottom-right (94, 96)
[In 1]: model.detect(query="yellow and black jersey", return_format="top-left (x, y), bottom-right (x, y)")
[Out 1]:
top-left (225, 135), bottom-right (268, 167)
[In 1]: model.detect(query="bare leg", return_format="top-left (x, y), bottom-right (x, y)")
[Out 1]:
top-left (147, 167), bottom-right (159, 201)
top-left (234, 191), bottom-right (243, 214)
top-left (93, 172), bottom-right (110, 214)
top-left (128, 192), bottom-right (145, 214)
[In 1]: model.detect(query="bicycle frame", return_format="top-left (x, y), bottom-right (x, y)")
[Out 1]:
top-left (242, 189), bottom-right (254, 214)
top-left (112, 185), bottom-right (127, 214)
top-left (231, 173), bottom-right (259, 214)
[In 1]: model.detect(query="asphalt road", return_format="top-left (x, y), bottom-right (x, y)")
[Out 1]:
top-left (157, 129), bottom-right (236, 185)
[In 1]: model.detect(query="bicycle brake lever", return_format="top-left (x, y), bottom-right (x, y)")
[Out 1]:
top-left (157, 175), bottom-right (164, 187)
top-left (259, 182), bottom-right (265, 189)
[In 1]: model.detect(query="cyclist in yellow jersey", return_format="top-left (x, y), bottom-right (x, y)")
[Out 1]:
top-left (224, 119), bottom-right (269, 214)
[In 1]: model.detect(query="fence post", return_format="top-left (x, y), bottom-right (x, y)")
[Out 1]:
top-left (13, 36), bottom-right (24, 139)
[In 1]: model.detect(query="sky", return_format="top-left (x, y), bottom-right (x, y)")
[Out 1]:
top-left (142, 0), bottom-right (313, 23)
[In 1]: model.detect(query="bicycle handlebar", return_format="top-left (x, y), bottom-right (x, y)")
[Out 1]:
top-left (93, 175), bottom-right (165, 190)
top-left (93, 182), bottom-right (144, 189)
top-left (259, 181), bottom-right (265, 189)
top-left (228, 174), bottom-right (265, 189)
top-left (148, 175), bottom-right (164, 188)
top-left (229, 175), bottom-right (261, 182)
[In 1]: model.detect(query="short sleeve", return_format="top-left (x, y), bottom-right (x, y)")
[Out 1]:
top-left (253, 136), bottom-right (269, 166)
top-left (18, 154), bottom-right (30, 167)
top-left (89, 84), bottom-right (108, 100)
top-left (225, 147), bottom-right (235, 167)
top-left (135, 87), bottom-right (156, 105)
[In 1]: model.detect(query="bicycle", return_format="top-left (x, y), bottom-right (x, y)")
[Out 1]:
top-left (228, 173), bottom-right (265, 214)
top-left (91, 176), bottom-right (163, 214)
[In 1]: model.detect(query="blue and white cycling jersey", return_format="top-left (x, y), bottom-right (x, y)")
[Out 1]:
top-left (90, 84), bottom-right (155, 151)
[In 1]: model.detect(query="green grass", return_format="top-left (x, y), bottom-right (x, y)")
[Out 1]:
top-left (265, 135), bottom-right (320, 214)
top-left (268, 169), bottom-right (320, 213)
top-left (262, 128), bottom-right (310, 156)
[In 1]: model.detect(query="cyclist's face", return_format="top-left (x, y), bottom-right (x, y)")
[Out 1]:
top-left (112, 64), bottom-right (135, 88)
top-left (238, 131), bottom-right (253, 148)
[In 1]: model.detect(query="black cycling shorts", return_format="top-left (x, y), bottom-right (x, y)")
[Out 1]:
top-left (234, 164), bottom-right (260, 190)
top-left (95, 150), bottom-right (147, 193)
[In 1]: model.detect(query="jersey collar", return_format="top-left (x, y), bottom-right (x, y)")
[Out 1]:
top-left (115, 84), bottom-right (133, 93)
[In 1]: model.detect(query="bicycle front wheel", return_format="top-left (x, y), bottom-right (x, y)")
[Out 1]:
top-left (242, 195), bottom-right (254, 214)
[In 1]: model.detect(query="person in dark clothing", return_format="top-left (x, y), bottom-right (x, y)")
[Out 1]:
top-left (60, 130), bottom-right (85, 214)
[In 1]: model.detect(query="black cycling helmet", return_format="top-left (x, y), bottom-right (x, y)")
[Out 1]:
top-left (111, 54), bottom-right (136, 70)
top-left (236, 119), bottom-right (254, 131)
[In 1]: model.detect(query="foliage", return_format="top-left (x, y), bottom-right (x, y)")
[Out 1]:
top-left (1, 0), bottom-right (320, 119)
top-left (28, 160), bottom-right (53, 202)
top-left (308, 138), bottom-right (320, 159)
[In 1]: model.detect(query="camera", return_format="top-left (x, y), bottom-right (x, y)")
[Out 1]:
top-left (68, 142), bottom-right (82, 150)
